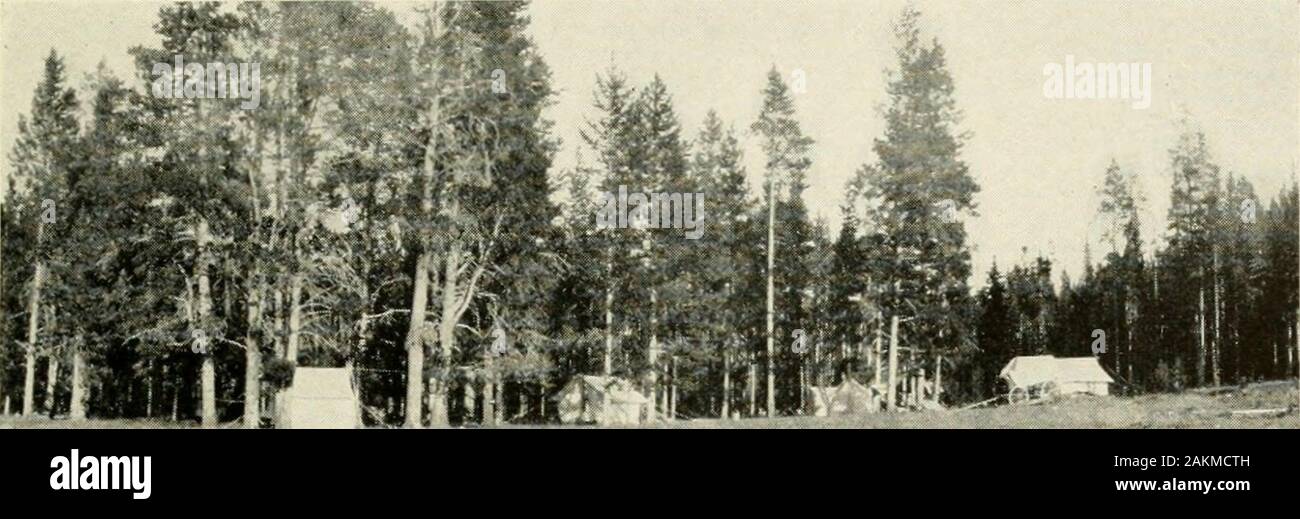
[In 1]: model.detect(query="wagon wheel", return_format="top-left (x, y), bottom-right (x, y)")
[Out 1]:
top-left (1008, 387), bottom-right (1028, 404)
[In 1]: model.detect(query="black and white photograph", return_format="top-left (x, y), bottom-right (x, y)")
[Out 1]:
top-left (0, 0), bottom-right (1297, 505)
top-left (1, 0), bottom-right (1296, 429)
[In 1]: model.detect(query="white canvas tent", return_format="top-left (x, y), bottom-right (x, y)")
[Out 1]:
top-left (999, 355), bottom-right (1114, 397)
top-left (806, 378), bottom-right (880, 416)
top-left (554, 375), bottom-right (648, 426)
top-left (276, 367), bottom-right (362, 429)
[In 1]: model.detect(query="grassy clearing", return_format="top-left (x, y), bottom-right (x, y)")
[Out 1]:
top-left (3, 380), bottom-right (1296, 429)
top-left (0, 416), bottom-right (197, 429)
top-left (664, 381), bottom-right (1300, 429)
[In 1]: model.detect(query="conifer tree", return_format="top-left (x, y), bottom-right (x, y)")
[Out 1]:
top-left (7, 50), bottom-right (80, 416)
top-left (750, 68), bottom-right (813, 417)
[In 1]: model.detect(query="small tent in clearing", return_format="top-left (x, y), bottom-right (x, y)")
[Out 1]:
top-left (999, 355), bottom-right (1114, 397)
top-left (276, 367), bottom-right (361, 429)
top-left (806, 378), bottom-right (880, 416)
top-left (554, 375), bottom-right (648, 426)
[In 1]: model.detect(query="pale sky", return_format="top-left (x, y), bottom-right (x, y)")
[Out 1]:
top-left (3, 0), bottom-right (1298, 288)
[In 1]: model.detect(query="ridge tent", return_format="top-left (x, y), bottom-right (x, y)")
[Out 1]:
top-left (276, 367), bottom-right (362, 429)
top-left (554, 375), bottom-right (648, 426)
top-left (999, 355), bottom-right (1114, 397)
top-left (806, 378), bottom-right (880, 416)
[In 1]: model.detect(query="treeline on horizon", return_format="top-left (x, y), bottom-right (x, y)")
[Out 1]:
top-left (0, 2), bottom-right (1295, 426)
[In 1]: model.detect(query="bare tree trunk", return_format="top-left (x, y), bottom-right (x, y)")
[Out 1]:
top-left (22, 260), bottom-right (44, 416)
top-left (403, 252), bottom-right (430, 428)
top-left (199, 349), bottom-right (216, 425)
top-left (272, 288), bottom-right (285, 358)
top-left (463, 380), bottom-right (476, 423)
top-left (721, 348), bottom-right (731, 419)
top-left (431, 240), bottom-right (462, 428)
top-left (482, 378), bottom-right (496, 427)
top-left (1233, 300), bottom-right (1241, 382)
top-left (647, 288), bottom-right (658, 421)
top-left (933, 355), bottom-right (942, 404)
top-left (146, 360), bottom-right (154, 418)
top-left (170, 368), bottom-right (179, 422)
top-left (874, 312), bottom-right (883, 385)
top-left (45, 355), bottom-right (58, 414)
top-left (1284, 325), bottom-right (1294, 377)
top-left (69, 346), bottom-right (85, 420)
top-left (1126, 300), bottom-right (1135, 385)
top-left (266, 122), bottom-right (287, 362)
top-left (1212, 250), bottom-right (1222, 386)
top-left (817, 341), bottom-right (826, 387)
top-left (604, 254), bottom-right (614, 376)
top-left (844, 338), bottom-right (852, 382)
top-left (1272, 341), bottom-right (1279, 376)
top-left (798, 359), bottom-right (806, 414)
top-left (405, 1), bottom-right (444, 428)
top-left (1283, 323), bottom-right (1293, 378)
top-left (534, 380), bottom-right (546, 420)
top-left (286, 273), bottom-right (303, 365)
top-left (747, 353), bottom-right (756, 416)
top-left (43, 306), bottom-right (59, 414)
top-left (197, 219), bottom-right (217, 427)
top-left (187, 98), bottom-right (218, 427)
top-left (494, 381), bottom-right (504, 425)
top-left (765, 184), bottom-right (776, 418)
top-left (916, 369), bottom-right (925, 407)
top-left (669, 356), bottom-right (677, 420)
top-left (0, 206), bottom-right (5, 414)
top-left (887, 315), bottom-right (899, 412)
top-left (243, 279), bottom-right (262, 429)
top-left (1197, 275), bottom-right (1207, 386)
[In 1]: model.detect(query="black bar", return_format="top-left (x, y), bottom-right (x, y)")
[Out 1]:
top-left (1, 429), bottom-right (1291, 512)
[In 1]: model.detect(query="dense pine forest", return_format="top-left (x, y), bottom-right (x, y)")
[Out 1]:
top-left (0, 2), bottom-right (1295, 427)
